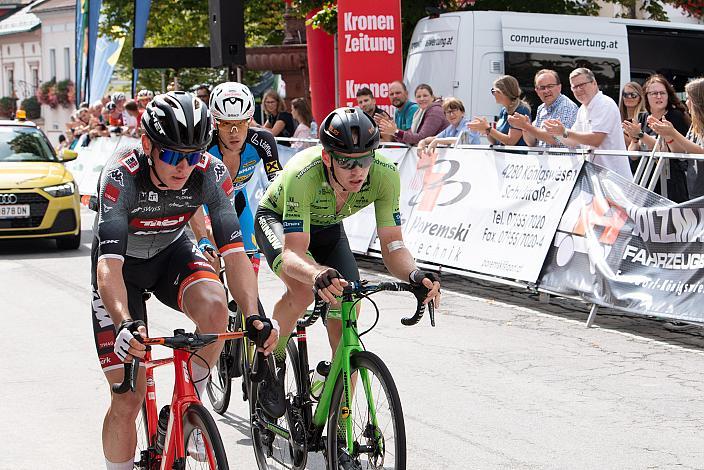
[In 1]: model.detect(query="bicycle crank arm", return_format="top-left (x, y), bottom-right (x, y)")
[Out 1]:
top-left (255, 409), bottom-right (291, 439)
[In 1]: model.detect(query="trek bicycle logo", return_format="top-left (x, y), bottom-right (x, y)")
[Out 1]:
top-left (130, 213), bottom-right (191, 230)
top-left (408, 154), bottom-right (471, 211)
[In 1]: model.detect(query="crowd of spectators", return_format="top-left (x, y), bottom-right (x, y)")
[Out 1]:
top-left (62, 89), bottom-right (154, 148)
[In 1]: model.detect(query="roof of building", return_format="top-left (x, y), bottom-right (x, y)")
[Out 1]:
top-left (31, 0), bottom-right (73, 14)
top-left (0, 0), bottom-right (44, 36)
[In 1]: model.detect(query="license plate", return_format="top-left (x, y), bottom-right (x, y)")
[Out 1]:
top-left (0, 204), bottom-right (30, 218)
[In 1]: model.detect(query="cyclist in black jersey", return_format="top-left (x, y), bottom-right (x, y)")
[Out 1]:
top-left (91, 91), bottom-right (279, 470)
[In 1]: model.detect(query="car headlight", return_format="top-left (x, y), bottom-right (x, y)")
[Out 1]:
top-left (44, 182), bottom-right (75, 197)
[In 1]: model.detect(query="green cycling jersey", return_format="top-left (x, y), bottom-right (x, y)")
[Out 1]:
top-left (260, 146), bottom-right (401, 233)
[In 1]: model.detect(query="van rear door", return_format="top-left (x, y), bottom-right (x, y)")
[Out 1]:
top-left (404, 15), bottom-right (461, 103)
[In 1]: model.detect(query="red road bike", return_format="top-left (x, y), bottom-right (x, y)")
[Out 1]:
top-left (113, 327), bottom-right (269, 469)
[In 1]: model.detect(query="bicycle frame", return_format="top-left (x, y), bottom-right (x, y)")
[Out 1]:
top-left (296, 291), bottom-right (379, 451)
top-left (138, 331), bottom-right (244, 468)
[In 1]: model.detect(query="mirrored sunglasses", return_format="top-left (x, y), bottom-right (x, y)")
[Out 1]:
top-left (158, 148), bottom-right (202, 166)
top-left (330, 150), bottom-right (375, 170)
top-left (622, 92), bottom-right (640, 99)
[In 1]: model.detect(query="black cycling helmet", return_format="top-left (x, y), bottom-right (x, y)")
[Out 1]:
top-left (141, 91), bottom-right (212, 152)
top-left (319, 107), bottom-right (380, 154)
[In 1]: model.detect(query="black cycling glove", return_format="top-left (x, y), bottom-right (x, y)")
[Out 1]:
top-left (313, 268), bottom-right (342, 294)
top-left (409, 269), bottom-right (439, 287)
top-left (245, 315), bottom-right (277, 348)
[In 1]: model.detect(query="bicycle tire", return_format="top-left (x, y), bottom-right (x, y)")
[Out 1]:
top-left (250, 339), bottom-right (307, 470)
top-left (133, 401), bottom-right (150, 469)
top-left (206, 312), bottom-right (236, 415)
top-left (326, 351), bottom-right (406, 470)
top-left (182, 402), bottom-right (229, 469)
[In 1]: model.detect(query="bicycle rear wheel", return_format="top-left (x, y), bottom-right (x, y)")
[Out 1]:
top-left (250, 339), bottom-right (307, 470)
top-left (182, 403), bottom-right (229, 469)
top-left (326, 351), bottom-right (406, 470)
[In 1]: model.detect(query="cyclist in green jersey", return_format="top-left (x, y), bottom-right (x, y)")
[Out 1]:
top-left (254, 107), bottom-right (441, 376)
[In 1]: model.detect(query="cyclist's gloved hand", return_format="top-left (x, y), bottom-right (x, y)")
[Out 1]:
top-left (198, 237), bottom-right (217, 257)
top-left (409, 269), bottom-right (441, 308)
top-left (245, 315), bottom-right (280, 354)
top-left (313, 268), bottom-right (347, 303)
top-left (114, 319), bottom-right (147, 362)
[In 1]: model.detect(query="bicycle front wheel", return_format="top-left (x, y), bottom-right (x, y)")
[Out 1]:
top-left (207, 312), bottom-right (237, 414)
top-left (326, 351), bottom-right (406, 470)
top-left (182, 403), bottom-right (229, 469)
top-left (134, 402), bottom-right (150, 469)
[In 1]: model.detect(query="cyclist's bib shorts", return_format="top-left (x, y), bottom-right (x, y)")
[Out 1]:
top-left (90, 234), bottom-right (220, 372)
top-left (254, 207), bottom-right (360, 284)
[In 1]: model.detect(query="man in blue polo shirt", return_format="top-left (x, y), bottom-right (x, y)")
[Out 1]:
top-left (389, 80), bottom-right (419, 131)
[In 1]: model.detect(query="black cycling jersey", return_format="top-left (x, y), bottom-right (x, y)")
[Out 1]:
top-left (93, 146), bottom-right (244, 260)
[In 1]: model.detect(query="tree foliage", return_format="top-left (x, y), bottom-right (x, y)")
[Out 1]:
top-left (100, 0), bottom-right (287, 93)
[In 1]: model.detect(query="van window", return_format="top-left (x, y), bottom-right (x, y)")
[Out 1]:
top-left (627, 26), bottom-right (704, 92)
top-left (505, 52), bottom-right (621, 118)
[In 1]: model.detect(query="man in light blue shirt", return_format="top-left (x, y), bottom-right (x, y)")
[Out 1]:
top-left (389, 80), bottom-right (419, 131)
top-left (508, 69), bottom-right (578, 148)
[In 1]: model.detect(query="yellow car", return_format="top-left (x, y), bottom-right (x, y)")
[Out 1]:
top-left (0, 121), bottom-right (81, 249)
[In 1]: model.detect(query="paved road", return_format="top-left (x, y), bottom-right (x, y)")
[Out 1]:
top-left (2, 207), bottom-right (704, 469)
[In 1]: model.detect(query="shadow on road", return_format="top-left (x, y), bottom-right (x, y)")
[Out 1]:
top-left (0, 229), bottom-right (92, 259)
top-left (357, 257), bottom-right (704, 353)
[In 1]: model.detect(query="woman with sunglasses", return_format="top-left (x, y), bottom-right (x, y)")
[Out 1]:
top-left (189, 82), bottom-right (283, 272)
top-left (92, 91), bottom-right (278, 469)
top-left (254, 107), bottom-right (441, 390)
top-left (468, 75), bottom-right (531, 147)
top-left (619, 82), bottom-right (646, 148)
top-left (623, 74), bottom-right (691, 202)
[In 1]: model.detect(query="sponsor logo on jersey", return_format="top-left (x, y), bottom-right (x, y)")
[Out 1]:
top-left (265, 161), bottom-right (281, 173)
top-left (195, 153), bottom-right (210, 171)
top-left (282, 219), bottom-right (304, 233)
top-left (104, 184), bottom-right (120, 203)
top-left (96, 331), bottom-right (114, 350)
top-left (120, 154), bottom-right (140, 174)
top-left (214, 163), bottom-right (227, 182)
top-left (109, 168), bottom-right (125, 186)
top-left (221, 178), bottom-right (234, 196)
top-left (148, 191), bottom-right (158, 202)
top-left (130, 213), bottom-right (191, 230)
top-left (393, 212), bottom-right (401, 225)
top-left (138, 191), bottom-right (148, 202)
top-left (188, 261), bottom-right (215, 271)
top-left (230, 230), bottom-right (242, 241)
top-left (296, 159), bottom-right (322, 178)
top-left (99, 239), bottom-right (119, 246)
top-left (103, 205), bottom-right (113, 213)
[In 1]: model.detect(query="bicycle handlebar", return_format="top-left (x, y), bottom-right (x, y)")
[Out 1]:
top-left (301, 280), bottom-right (435, 328)
top-left (111, 329), bottom-right (246, 395)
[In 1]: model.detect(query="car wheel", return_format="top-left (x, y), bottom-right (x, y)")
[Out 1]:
top-left (56, 232), bottom-right (81, 250)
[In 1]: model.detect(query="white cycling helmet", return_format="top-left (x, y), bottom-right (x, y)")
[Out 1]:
top-left (209, 82), bottom-right (255, 121)
top-left (137, 89), bottom-right (153, 99)
top-left (111, 92), bottom-right (126, 102)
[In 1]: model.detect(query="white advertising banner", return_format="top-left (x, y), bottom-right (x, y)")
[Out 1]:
top-left (398, 148), bottom-right (583, 282)
top-left (66, 136), bottom-right (140, 196)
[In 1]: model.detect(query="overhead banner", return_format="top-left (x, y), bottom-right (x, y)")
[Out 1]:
top-left (131, 0), bottom-right (152, 97)
top-left (398, 149), bottom-right (583, 282)
top-left (337, 0), bottom-right (402, 116)
top-left (539, 162), bottom-right (704, 322)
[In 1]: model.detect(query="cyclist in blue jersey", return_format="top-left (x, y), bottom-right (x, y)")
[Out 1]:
top-left (191, 82), bottom-right (282, 272)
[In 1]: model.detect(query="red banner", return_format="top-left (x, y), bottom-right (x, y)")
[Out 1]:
top-left (337, 0), bottom-right (402, 117)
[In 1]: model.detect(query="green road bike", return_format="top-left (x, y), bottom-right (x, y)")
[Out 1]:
top-left (250, 280), bottom-right (435, 470)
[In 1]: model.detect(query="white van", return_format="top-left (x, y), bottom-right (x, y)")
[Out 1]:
top-left (404, 11), bottom-right (704, 121)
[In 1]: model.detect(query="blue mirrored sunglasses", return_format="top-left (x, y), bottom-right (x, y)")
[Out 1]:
top-left (158, 148), bottom-right (203, 166)
top-left (329, 150), bottom-right (375, 169)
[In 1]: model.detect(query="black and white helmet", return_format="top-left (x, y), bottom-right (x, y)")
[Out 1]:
top-left (210, 82), bottom-right (255, 121)
top-left (137, 89), bottom-right (153, 99)
top-left (111, 92), bottom-right (126, 102)
top-left (141, 91), bottom-right (212, 151)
